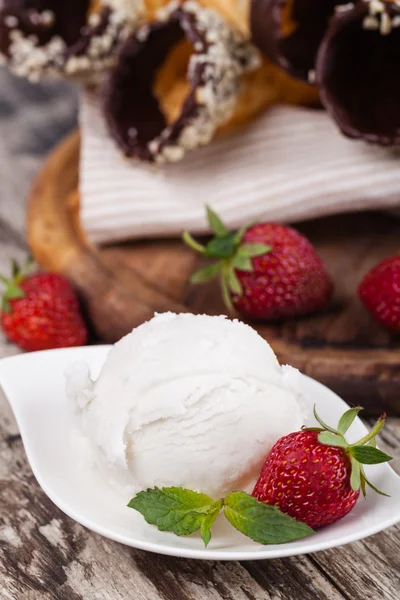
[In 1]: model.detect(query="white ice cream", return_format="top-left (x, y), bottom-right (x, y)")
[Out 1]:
top-left (67, 313), bottom-right (304, 498)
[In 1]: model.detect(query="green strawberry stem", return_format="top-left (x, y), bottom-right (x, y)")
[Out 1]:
top-left (349, 414), bottom-right (386, 447)
top-left (182, 231), bottom-right (206, 255)
top-left (0, 257), bottom-right (35, 313)
top-left (182, 206), bottom-right (271, 312)
top-left (311, 406), bottom-right (392, 495)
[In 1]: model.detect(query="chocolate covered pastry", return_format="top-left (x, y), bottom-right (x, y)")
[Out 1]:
top-left (317, 1), bottom-right (400, 144)
top-left (0, 0), bottom-right (140, 81)
top-left (250, 0), bottom-right (341, 81)
top-left (103, 1), bottom-right (260, 163)
top-left (250, 0), bottom-right (400, 145)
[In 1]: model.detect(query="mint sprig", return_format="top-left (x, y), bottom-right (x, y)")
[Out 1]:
top-left (128, 487), bottom-right (313, 548)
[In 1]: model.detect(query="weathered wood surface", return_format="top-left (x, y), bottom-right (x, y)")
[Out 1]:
top-left (1, 67), bottom-right (400, 599)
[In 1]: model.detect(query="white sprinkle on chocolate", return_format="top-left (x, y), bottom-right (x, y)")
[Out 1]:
top-left (133, 0), bottom-right (259, 164)
top-left (369, 0), bottom-right (385, 15)
top-left (1, 1), bottom-right (141, 82)
top-left (308, 69), bottom-right (316, 84)
top-left (380, 11), bottom-right (392, 35)
top-left (335, 3), bottom-right (354, 13)
top-left (363, 15), bottom-right (379, 30)
top-left (4, 16), bottom-right (18, 28)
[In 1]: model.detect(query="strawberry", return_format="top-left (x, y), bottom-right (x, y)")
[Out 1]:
top-left (253, 407), bottom-right (392, 529)
top-left (183, 207), bottom-right (333, 320)
top-left (1, 260), bottom-right (88, 351)
top-left (359, 256), bottom-right (400, 333)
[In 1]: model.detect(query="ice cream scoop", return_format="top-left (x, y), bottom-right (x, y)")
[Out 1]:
top-left (67, 312), bottom-right (304, 498)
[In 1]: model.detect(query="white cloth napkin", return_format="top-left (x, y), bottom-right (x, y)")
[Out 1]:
top-left (80, 92), bottom-right (400, 245)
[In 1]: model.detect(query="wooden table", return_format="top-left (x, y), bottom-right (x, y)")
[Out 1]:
top-left (0, 68), bottom-right (400, 600)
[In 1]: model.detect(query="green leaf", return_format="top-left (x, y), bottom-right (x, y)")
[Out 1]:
top-left (1, 298), bottom-right (10, 313)
top-left (238, 243), bottom-right (272, 258)
top-left (223, 492), bottom-right (313, 545)
top-left (205, 233), bottom-right (238, 259)
top-left (233, 224), bottom-right (249, 245)
top-left (206, 206), bottom-right (229, 238)
top-left (182, 231), bottom-right (206, 254)
top-left (360, 470), bottom-right (367, 498)
top-left (0, 274), bottom-right (8, 285)
top-left (360, 467), bottom-right (390, 498)
top-left (232, 255), bottom-right (253, 272)
top-left (313, 405), bottom-right (338, 434)
top-left (200, 500), bottom-right (223, 547)
top-left (337, 407), bottom-right (363, 435)
top-left (350, 456), bottom-right (361, 492)
top-left (190, 262), bottom-right (222, 284)
top-left (350, 446), bottom-right (392, 465)
top-left (128, 487), bottom-right (216, 537)
top-left (11, 259), bottom-right (19, 278)
top-left (226, 267), bottom-right (243, 296)
top-left (318, 431), bottom-right (347, 448)
top-left (221, 277), bottom-right (235, 314)
top-left (4, 282), bottom-right (24, 300)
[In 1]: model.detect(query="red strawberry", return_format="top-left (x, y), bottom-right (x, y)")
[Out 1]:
top-left (183, 207), bottom-right (333, 320)
top-left (1, 260), bottom-right (88, 351)
top-left (253, 407), bottom-right (391, 529)
top-left (359, 256), bottom-right (400, 333)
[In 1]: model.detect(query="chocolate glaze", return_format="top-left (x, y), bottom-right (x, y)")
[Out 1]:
top-left (317, 1), bottom-right (400, 145)
top-left (0, 0), bottom-right (90, 56)
top-left (103, 8), bottom-right (211, 162)
top-left (251, 0), bottom-right (340, 81)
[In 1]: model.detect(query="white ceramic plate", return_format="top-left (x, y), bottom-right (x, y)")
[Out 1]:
top-left (1, 345), bottom-right (400, 561)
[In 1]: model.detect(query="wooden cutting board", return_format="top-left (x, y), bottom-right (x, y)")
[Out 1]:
top-left (27, 131), bottom-right (400, 415)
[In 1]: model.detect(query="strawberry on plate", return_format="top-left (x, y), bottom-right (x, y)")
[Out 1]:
top-left (183, 207), bottom-right (333, 320)
top-left (253, 407), bottom-right (392, 529)
top-left (1, 260), bottom-right (88, 351)
top-left (359, 256), bottom-right (400, 333)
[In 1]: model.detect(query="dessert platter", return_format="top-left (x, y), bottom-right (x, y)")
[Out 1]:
top-left (1, 314), bottom-right (400, 560)
top-left (1, 0), bottom-right (400, 561)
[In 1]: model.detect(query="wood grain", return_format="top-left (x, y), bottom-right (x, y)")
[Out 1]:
top-left (1, 68), bottom-right (400, 600)
top-left (28, 132), bottom-right (400, 415)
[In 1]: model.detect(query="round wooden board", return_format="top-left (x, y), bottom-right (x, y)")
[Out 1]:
top-left (27, 131), bottom-right (400, 415)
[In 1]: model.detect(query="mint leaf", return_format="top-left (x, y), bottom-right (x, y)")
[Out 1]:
top-left (350, 446), bottom-right (392, 465)
top-left (337, 407), bottom-right (362, 435)
top-left (239, 243), bottom-right (271, 258)
top-left (205, 233), bottom-right (238, 259)
top-left (206, 206), bottom-right (229, 238)
top-left (318, 431), bottom-right (347, 448)
top-left (128, 487), bottom-right (216, 537)
top-left (224, 492), bottom-right (313, 545)
top-left (200, 500), bottom-right (223, 547)
top-left (190, 262), bottom-right (222, 284)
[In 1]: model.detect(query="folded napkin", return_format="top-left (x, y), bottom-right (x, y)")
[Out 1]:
top-left (80, 92), bottom-right (400, 245)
